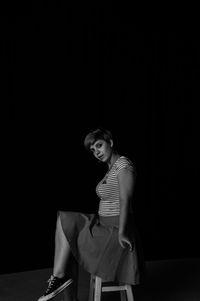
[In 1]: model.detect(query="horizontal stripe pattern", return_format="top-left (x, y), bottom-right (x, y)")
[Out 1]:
top-left (96, 156), bottom-right (135, 217)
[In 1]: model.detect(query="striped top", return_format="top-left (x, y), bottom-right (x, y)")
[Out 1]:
top-left (96, 156), bottom-right (136, 217)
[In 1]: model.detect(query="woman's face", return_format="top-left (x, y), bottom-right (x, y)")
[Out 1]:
top-left (90, 139), bottom-right (113, 163)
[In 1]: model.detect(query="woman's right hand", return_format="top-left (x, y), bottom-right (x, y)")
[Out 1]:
top-left (118, 233), bottom-right (133, 252)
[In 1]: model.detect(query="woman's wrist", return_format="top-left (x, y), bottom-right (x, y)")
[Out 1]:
top-left (118, 229), bottom-right (125, 236)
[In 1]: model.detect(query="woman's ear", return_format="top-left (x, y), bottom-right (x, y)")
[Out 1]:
top-left (110, 139), bottom-right (113, 148)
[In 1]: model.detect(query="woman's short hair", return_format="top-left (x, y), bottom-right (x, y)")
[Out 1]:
top-left (84, 127), bottom-right (113, 152)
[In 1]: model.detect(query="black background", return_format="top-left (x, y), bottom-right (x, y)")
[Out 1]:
top-left (5, 4), bottom-right (200, 274)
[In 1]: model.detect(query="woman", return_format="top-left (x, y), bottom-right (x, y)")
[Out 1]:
top-left (38, 127), bottom-right (145, 301)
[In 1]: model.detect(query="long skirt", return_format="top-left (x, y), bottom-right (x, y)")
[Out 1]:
top-left (59, 211), bottom-right (145, 285)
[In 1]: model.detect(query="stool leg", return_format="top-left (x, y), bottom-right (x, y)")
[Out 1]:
top-left (120, 290), bottom-right (127, 301)
top-left (94, 276), bottom-right (102, 301)
top-left (88, 275), bottom-right (94, 301)
top-left (126, 285), bottom-right (134, 301)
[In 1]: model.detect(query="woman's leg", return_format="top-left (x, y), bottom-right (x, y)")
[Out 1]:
top-left (53, 215), bottom-right (79, 301)
top-left (63, 255), bottom-right (79, 301)
top-left (53, 215), bottom-right (72, 277)
top-left (38, 214), bottom-right (79, 301)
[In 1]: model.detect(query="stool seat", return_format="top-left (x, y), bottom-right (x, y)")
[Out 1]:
top-left (89, 275), bottom-right (134, 301)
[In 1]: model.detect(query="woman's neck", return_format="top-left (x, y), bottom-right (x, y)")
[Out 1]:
top-left (108, 152), bottom-right (121, 170)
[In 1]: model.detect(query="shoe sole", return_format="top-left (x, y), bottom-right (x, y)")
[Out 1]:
top-left (38, 279), bottom-right (73, 301)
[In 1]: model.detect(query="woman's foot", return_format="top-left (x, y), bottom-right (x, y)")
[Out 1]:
top-left (37, 274), bottom-right (73, 301)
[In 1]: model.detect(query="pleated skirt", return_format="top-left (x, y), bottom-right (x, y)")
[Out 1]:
top-left (59, 211), bottom-right (145, 285)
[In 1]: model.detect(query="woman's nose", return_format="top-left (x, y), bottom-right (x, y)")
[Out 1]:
top-left (95, 149), bottom-right (100, 156)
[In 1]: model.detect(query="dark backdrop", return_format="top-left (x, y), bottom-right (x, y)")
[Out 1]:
top-left (6, 5), bottom-right (200, 274)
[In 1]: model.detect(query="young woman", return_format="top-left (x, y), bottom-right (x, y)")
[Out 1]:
top-left (38, 127), bottom-right (145, 301)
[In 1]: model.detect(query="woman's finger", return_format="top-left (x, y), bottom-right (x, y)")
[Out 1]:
top-left (125, 240), bottom-right (133, 251)
top-left (119, 238), bottom-right (126, 248)
top-left (121, 239), bottom-right (131, 249)
top-left (120, 241), bottom-right (125, 248)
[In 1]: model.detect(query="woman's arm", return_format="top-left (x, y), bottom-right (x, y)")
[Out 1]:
top-left (118, 168), bottom-right (135, 250)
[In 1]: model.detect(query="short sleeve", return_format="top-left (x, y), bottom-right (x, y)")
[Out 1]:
top-left (115, 157), bottom-right (136, 176)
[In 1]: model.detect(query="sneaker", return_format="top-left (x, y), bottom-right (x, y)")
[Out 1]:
top-left (37, 274), bottom-right (73, 301)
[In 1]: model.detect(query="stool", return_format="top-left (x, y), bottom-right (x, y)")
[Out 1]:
top-left (89, 275), bottom-right (134, 301)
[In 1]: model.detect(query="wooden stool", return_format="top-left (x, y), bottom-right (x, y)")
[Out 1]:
top-left (89, 275), bottom-right (134, 301)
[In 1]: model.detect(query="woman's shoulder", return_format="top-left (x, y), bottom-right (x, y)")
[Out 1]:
top-left (115, 156), bottom-right (136, 174)
top-left (116, 156), bottom-right (134, 166)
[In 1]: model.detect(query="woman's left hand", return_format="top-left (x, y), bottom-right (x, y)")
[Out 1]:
top-left (118, 233), bottom-right (133, 252)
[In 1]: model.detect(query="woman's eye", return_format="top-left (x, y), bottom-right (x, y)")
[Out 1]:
top-left (97, 144), bottom-right (102, 148)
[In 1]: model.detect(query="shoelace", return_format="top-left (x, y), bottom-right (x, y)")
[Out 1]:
top-left (46, 276), bottom-right (57, 292)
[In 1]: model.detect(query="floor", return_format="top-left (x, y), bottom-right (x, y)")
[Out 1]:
top-left (0, 257), bottom-right (200, 301)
